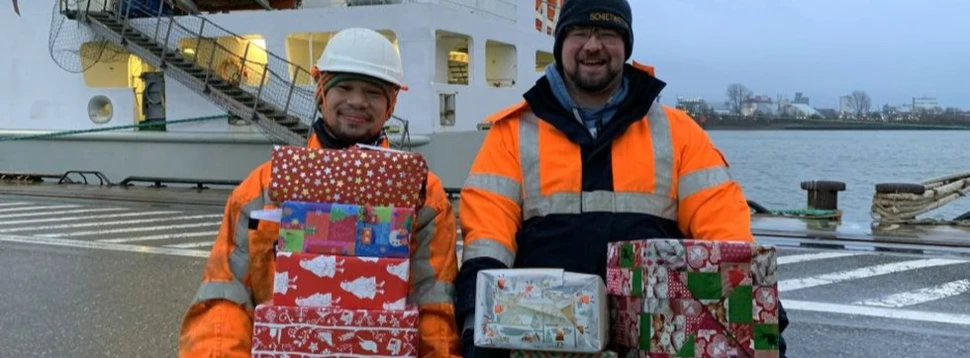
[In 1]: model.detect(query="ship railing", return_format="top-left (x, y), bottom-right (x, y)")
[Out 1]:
top-left (300, 0), bottom-right (516, 23)
top-left (69, 0), bottom-right (321, 144)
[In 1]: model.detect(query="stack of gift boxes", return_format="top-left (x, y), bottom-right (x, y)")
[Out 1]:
top-left (250, 144), bottom-right (429, 357)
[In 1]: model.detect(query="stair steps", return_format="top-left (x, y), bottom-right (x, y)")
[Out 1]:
top-left (75, 6), bottom-right (313, 144)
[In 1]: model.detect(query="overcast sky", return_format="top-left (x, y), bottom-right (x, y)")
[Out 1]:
top-left (629, 0), bottom-right (970, 109)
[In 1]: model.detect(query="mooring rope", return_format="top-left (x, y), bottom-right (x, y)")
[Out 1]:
top-left (871, 171), bottom-right (970, 224)
top-left (0, 115), bottom-right (228, 142)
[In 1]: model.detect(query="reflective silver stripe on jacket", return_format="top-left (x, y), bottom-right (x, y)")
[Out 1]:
top-left (461, 237), bottom-right (515, 268)
top-left (409, 206), bottom-right (455, 306)
top-left (516, 107), bottom-right (679, 221)
top-left (522, 191), bottom-right (677, 221)
top-left (463, 173), bottom-right (522, 205)
top-left (519, 111), bottom-right (541, 201)
top-left (679, 166), bottom-right (734, 199)
top-left (648, 103), bottom-right (675, 197)
top-left (190, 190), bottom-right (265, 310)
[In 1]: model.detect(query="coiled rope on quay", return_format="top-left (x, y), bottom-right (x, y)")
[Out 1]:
top-left (871, 171), bottom-right (970, 225)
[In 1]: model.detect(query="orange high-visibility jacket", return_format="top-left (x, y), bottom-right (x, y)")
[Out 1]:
top-left (178, 125), bottom-right (461, 358)
top-left (455, 62), bottom-right (755, 334)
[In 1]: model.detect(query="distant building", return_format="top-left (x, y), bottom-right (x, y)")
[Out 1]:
top-left (676, 96), bottom-right (709, 116)
top-left (882, 104), bottom-right (916, 120)
top-left (816, 108), bottom-right (838, 119)
top-left (839, 95), bottom-right (853, 117)
top-left (742, 95), bottom-right (777, 117)
top-left (793, 92), bottom-right (810, 106)
top-left (708, 101), bottom-right (733, 115)
top-left (786, 103), bottom-right (820, 118)
top-left (912, 96), bottom-right (939, 113)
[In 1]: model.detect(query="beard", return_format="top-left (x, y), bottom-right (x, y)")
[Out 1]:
top-left (329, 119), bottom-right (381, 143)
top-left (320, 107), bottom-right (383, 144)
top-left (566, 57), bottom-right (622, 93)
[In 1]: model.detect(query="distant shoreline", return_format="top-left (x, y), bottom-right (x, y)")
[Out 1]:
top-left (699, 119), bottom-right (970, 131)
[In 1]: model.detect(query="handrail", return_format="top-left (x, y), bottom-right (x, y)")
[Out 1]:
top-left (296, 0), bottom-right (518, 22)
top-left (444, 187), bottom-right (460, 199)
top-left (75, 0), bottom-right (319, 144)
top-left (58, 171), bottom-right (114, 186)
top-left (0, 169), bottom-right (242, 190)
top-left (0, 172), bottom-right (65, 184)
top-left (119, 176), bottom-right (241, 189)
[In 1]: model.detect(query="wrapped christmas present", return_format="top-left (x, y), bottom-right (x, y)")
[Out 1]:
top-left (251, 304), bottom-right (419, 357)
top-left (268, 145), bottom-right (429, 211)
top-left (273, 251), bottom-right (411, 311)
top-left (278, 201), bottom-right (413, 258)
top-left (473, 269), bottom-right (608, 352)
top-left (606, 239), bottom-right (780, 358)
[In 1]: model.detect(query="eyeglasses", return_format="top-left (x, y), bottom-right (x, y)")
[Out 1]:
top-left (564, 27), bottom-right (624, 46)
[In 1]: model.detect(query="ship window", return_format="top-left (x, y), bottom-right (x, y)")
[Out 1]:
top-left (535, 50), bottom-right (554, 73)
top-left (179, 35), bottom-right (270, 88)
top-left (87, 95), bottom-right (113, 124)
top-left (439, 92), bottom-right (456, 127)
top-left (435, 30), bottom-right (470, 86)
top-left (535, 0), bottom-right (565, 35)
top-left (485, 40), bottom-right (516, 88)
top-left (284, 30), bottom-right (398, 85)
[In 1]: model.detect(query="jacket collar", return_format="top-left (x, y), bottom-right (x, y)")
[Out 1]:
top-left (523, 62), bottom-right (666, 147)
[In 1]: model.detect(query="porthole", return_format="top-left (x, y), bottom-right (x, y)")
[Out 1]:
top-left (87, 95), bottom-right (113, 124)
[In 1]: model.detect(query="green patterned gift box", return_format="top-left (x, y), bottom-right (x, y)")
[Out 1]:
top-left (605, 239), bottom-right (780, 358)
top-left (510, 350), bottom-right (619, 357)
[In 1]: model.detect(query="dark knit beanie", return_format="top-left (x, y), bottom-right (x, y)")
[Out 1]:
top-left (553, 0), bottom-right (633, 67)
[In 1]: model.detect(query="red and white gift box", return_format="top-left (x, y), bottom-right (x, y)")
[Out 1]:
top-left (273, 251), bottom-right (411, 311)
top-left (252, 304), bottom-right (419, 357)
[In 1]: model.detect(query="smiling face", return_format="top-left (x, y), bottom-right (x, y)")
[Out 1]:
top-left (320, 79), bottom-right (392, 142)
top-left (560, 26), bottom-right (626, 94)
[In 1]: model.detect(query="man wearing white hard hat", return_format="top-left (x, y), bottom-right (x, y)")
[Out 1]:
top-left (178, 28), bottom-right (462, 358)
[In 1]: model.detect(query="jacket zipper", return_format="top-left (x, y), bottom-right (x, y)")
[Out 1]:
top-left (572, 108), bottom-right (587, 214)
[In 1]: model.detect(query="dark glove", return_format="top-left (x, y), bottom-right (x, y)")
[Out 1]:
top-left (461, 328), bottom-right (510, 358)
top-left (778, 299), bottom-right (789, 358)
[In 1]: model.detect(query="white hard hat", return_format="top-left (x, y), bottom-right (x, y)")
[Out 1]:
top-left (315, 28), bottom-right (406, 89)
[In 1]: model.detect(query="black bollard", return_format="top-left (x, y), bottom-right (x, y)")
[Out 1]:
top-left (800, 180), bottom-right (846, 211)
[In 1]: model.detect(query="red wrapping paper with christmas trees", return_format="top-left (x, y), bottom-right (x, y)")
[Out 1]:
top-left (273, 251), bottom-right (410, 311)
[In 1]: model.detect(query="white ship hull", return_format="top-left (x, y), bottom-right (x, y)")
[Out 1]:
top-left (0, 0), bottom-right (566, 188)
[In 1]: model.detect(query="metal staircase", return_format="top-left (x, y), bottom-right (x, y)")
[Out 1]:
top-left (448, 62), bottom-right (468, 85)
top-left (60, 0), bottom-right (316, 145)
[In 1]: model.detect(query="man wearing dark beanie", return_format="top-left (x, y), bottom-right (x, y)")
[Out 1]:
top-left (456, 0), bottom-right (789, 357)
